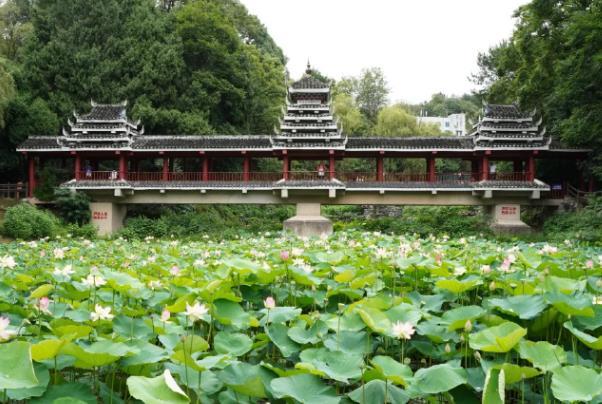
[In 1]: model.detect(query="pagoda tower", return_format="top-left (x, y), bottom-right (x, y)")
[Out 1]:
top-left (471, 103), bottom-right (549, 150)
top-left (59, 100), bottom-right (143, 149)
top-left (271, 63), bottom-right (345, 149)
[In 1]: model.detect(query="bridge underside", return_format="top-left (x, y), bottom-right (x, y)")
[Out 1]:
top-left (72, 181), bottom-right (562, 237)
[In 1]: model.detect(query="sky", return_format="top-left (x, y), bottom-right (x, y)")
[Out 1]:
top-left (239, 0), bottom-right (529, 104)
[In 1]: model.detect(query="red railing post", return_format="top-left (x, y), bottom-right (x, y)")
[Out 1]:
top-left (27, 156), bottom-right (36, 197)
top-left (377, 155), bottom-right (384, 182)
top-left (481, 155), bottom-right (489, 181)
top-left (427, 156), bottom-right (436, 182)
top-left (74, 153), bottom-right (81, 181)
top-left (162, 157), bottom-right (169, 181)
top-left (202, 158), bottom-right (209, 181)
top-left (282, 153), bottom-right (289, 181)
top-left (118, 153), bottom-right (127, 180)
top-left (243, 154), bottom-right (250, 182)
top-left (329, 150), bottom-right (335, 180)
top-left (527, 155), bottom-right (535, 181)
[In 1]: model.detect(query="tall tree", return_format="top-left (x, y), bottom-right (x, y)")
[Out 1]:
top-left (473, 0), bottom-right (602, 178)
top-left (374, 105), bottom-right (442, 137)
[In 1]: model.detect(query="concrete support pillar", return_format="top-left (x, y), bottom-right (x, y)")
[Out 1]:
top-left (377, 156), bottom-right (384, 182)
top-left (527, 155), bottom-right (535, 181)
top-left (329, 150), bottom-right (335, 180)
top-left (90, 202), bottom-right (126, 236)
top-left (283, 203), bottom-right (333, 237)
top-left (282, 155), bottom-right (289, 180)
top-left (27, 155), bottom-right (36, 198)
top-left (427, 156), bottom-right (436, 182)
top-left (488, 204), bottom-right (531, 234)
top-left (74, 154), bottom-right (81, 180)
top-left (481, 155), bottom-right (489, 181)
top-left (243, 155), bottom-right (250, 182)
top-left (162, 157), bottom-right (169, 181)
top-left (118, 153), bottom-right (127, 180)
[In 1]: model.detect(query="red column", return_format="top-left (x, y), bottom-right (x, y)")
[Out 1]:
top-left (27, 155), bottom-right (36, 198)
top-left (202, 158), bottom-right (209, 181)
top-left (243, 155), bottom-right (250, 182)
top-left (427, 156), bottom-right (436, 182)
top-left (527, 155), bottom-right (535, 181)
top-left (329, 151), bottom-right (335, 180)
top-left (118, 153), bottom-right (127, 180)
top-left (481, 155), bottom-right (489, 181)
top-left (162, 157), bottom-right (169, 181)
top-left (377, 156), bottom-right (384, 182)
top-left (74, 153), bottom-right (81, 180)
top-left (282, 154), bottom-right (289, 180)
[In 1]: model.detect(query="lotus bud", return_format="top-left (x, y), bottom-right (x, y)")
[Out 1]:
top-left (464, 320), bottom-right (473, 332)
top-left (160, 308), bottom-right (170, 322)
top-left (280, 250), bottom-right (290, 260)
top-left (489, 281), bottom-right (496, 291)
top-left (445, 343), bottom-right (451, 353)
top-left (403, 357), bottom-right (411, 365)
top-left (264, 296), bottom-right (276, 309)
top-left (337, 303), bottom-right (345, 314)
top-left (474, 351), bottom-right (482, 362)
top-left (460, 334), bottom-right (465, 342)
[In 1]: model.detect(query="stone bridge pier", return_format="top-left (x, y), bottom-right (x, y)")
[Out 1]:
top-left (283, 203), bottom-right (333, 237)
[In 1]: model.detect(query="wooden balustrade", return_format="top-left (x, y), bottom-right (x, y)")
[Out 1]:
top-left (74, 170), bottom-right (536, 184)
top-left (0, 183), bottom-right (27, 199)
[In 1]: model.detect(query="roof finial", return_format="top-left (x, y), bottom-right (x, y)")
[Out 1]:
top-left (306, 59), bottom-right (312, 75)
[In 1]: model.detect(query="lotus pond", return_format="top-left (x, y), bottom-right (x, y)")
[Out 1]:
top-left (0, 232), bottom-right (601, 403)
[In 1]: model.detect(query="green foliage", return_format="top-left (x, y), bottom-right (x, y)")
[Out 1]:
top-left (374, 105), bottom-right (442, 137)
top-left (120, 204), bottom-right (293, 239)
top-left (1, 202), bottom-right (58, 239)
top-left (332, 94), bottom-right (367, 135)
top-left (331, 206), bottom-right (489, 237)
top-left (542, 196), bottom-right (602, 243)
top-left (32, 165), bottom-right (58, 201)
top-left (474, 1), bottom-right (602, 179)
top-left (53, 189), bottom-right (91, 225)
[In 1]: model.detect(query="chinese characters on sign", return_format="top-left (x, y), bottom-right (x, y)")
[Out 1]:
top-left (501, 206), bottom-right (517, 216)
top-left (92, 211), bottom-right (108, 220)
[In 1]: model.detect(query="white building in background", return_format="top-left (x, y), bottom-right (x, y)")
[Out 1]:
top-left (417, 113), bottom-right (467, 136)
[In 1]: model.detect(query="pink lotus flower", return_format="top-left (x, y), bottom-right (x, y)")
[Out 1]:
top-left (264, 296), bottom-right (276, 309)
top-left (0, 316), bottom-right (16, 341)
top-left (170, 266), bottom-right (180, 276)
top-left (160, 308), bottom-right (171, 322)
top-left (280, 250), bottom-right (290, 260)
top-left (38, 297), bottom-right (51, 314)
top-left (586, 260), bottom-right (594, 269)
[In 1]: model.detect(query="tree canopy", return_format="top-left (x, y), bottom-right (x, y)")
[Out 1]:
top-left (0, 0), bottom-right (286, 180)
top-left (473, 0), bottom-right (602, 179)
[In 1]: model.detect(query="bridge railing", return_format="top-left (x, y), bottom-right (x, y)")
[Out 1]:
top-left (73, 170), bottom-right (536, 184)
top-left (0, 183), bottom-right (27, 199)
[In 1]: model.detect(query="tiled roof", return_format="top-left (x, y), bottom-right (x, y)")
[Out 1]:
top-left (484, 104), bottom-right (531, 120)
top-left (346, 137), bottom-right (474, 150)
top-left (133, 135), bottom-right (272, 150)
top-left (78, 102), bottom-right (127, 121)
top-left (18, 136), bottom-right (61, 150)
top-left (290, 75), bottom-right (329, 90)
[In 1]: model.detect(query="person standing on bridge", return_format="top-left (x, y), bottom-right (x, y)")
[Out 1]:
top-left (490, 163), bottom-right (497, 180)
top-left (317, 162), bottom-right (326, 178)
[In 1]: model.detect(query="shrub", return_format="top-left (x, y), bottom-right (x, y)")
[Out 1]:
top-left (33, 166), bottom-right (59, 201)
top-left (1, 203), bottom-right (59, 239)
top-left (54, 188), bottom-right (91, 225)
top-left (542, 196), bottom-right (602, 243)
